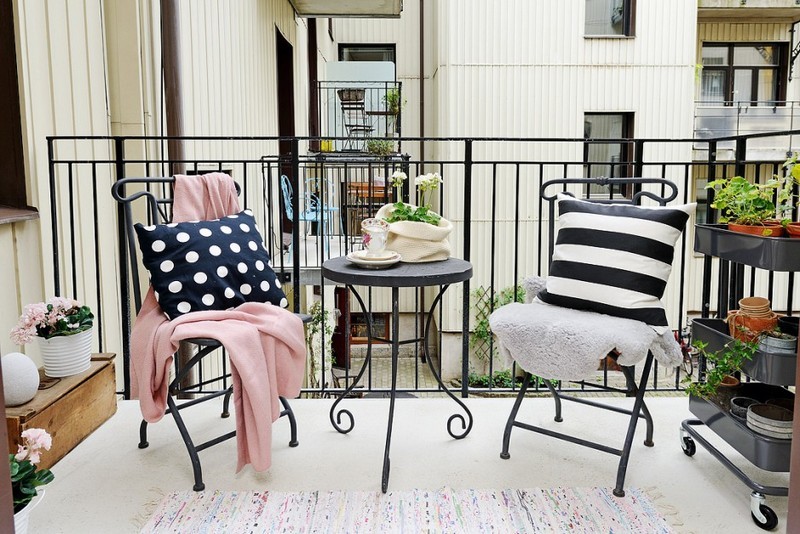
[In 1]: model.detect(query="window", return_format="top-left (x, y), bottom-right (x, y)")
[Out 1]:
top-left (349, 312), bottom-right (389, 344)
top-left (339, 44), bottom-right (396, 63)
top-left (583, 113), bottom-right (634, 183)
top-left (0, 0), bottom-right (28, 211)
top-left (700, 43), bottom-right (788, 105)
top-left (585, 0), bottom-right (635, 37)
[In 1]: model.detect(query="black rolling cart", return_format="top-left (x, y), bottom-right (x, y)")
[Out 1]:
top-left (680, 224), bottom-right (799, 531)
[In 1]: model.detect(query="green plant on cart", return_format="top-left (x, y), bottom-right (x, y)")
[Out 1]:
top-left (682, 338), bottom-right (757, 399)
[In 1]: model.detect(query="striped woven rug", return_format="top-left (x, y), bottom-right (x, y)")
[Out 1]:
top-left (142, 486), bottom-right (674, 533)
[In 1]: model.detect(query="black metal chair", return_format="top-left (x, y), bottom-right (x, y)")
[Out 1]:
top-left (112, 175), bottom-right (303, 491)
top-left (494, 176), bottom-right (688, 497)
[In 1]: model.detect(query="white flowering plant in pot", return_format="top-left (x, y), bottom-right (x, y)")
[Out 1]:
top-left (376, 171), bottom-right (452, 262)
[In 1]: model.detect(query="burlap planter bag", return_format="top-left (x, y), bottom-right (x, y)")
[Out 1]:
top-left (375, 203), bottom-right (452, 262)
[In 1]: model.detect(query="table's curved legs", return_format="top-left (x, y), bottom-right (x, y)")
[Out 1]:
top-left (329, 283), bottom-right (472, 493)
top-left (329, 285), bottom-right (373, 434)
top-left (422, 285), bottom-right (473, 439)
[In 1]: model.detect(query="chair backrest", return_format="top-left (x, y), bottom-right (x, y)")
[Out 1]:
top-left (540, 177), bottom-right (679, 262)
top-left (110, 176), bottom-right (242, 314)
top-left (280, 174), bottom-right (294, 219)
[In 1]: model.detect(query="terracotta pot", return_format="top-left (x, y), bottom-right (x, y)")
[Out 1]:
top-left (719, 375), bottom-right (740, 388)
top-left (726, 310), bottom-right (778, 342)
top-left (727, 221), bottom-right (784, 237)
top-left (785, 222), bottom-right (800, 238)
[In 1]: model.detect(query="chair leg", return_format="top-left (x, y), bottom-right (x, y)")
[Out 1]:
top-left (500, 372), bottom-right (532, 460)
top-left (279, 396), bottom-right (299, 447)
top-left (138, 420), bottom-right (150, 449)
top-left (167, 395), bottom-right (206, 492)
top-left (543, 378), bottom-right (564, 422)
top-left (221, 385), bottom-right (233, 418)
top-left (613, 351), bottom-right (654, 497)
top-left (620, 365), bottom-right (654, 447)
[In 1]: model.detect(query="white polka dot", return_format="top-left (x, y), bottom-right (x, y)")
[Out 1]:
top-left (177, 301), bottom-right (191, 313)
top-left (228, 213), bottom-right (240, 218)
top-left (230, 243), bottom-right (241, 253)
top-left (168, 281), bottom-right (182, 293)
top-left (244, 209), bottom-right (253, 216)
top-left (152, 240), bottom-right (166, 252)
top-left (239, 223), bottom-right (250, 232)
top-left (160, 260), bottom-right (174, 273)
top-left (194, 272), bottom-right (208, 284)
top-left (260, 280), bottom-right (270, 292)
top-left (240, 284), bottom-right (252, 295)
top-left (154, 291), bottom-right (160, 300)
top-left (237, 262), bottom-right (248, 274)
top-left (176, 232), bottom-right (190, 243)
top-left (217, 266), bottom-right (229, 277)
top-left (248, 241), bottom-right (258, 251)
top-left (167, 223), bottom-right (178, 228)
top-left (255, 260), bottom-right (265, 271)
top-left (279, 298), bottom-right (288, 308)
top-left (220, 226), bottom-right (232, 235)
top-left (202, 294), bottom-right (215, 306)
top-left (143, 225), bottom-right (156, 231)
top-left (275, 278), bottom-right (282, 289)
top-left (186, 251), bottom-right (199, 263)
top-left (268, 260), bottom-right (273, 268)
top-left (224, 287), bottom-right (235, 299)
top-left (209, 245), bottom-right (222, 256)
top-left (199, 228), bottom-right (212, 237)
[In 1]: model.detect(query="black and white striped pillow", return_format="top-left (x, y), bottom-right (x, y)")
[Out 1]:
top-left (538, 195), bottom-right (694, 333)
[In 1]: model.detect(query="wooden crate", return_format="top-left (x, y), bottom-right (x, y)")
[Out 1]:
top-left (6, 354), bottom-right (117, 470)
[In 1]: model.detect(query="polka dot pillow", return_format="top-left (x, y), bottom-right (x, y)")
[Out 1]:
top-left (134, 210), bottom-right (288, 319)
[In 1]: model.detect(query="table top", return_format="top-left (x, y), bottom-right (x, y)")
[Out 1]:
top-left (323, 256), bottom-right (473, 288)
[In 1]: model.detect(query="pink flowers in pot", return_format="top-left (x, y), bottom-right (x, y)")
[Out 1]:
top-left (10, 297), bottom-right (94, 345)
top-left (11, 428), bottom-right (54, 513)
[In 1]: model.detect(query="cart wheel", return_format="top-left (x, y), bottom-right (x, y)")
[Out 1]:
top-left (751, 504), bottom-right (778, 531)
top-left (681, 436), bottom-right (696, 456)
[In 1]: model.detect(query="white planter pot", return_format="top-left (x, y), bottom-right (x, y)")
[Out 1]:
top-left (375, 203), bottom-right (452, 263)
top-left (14, 490), bottom-right (44, 534)
top-left (37, 328), bottom-right (93, 378)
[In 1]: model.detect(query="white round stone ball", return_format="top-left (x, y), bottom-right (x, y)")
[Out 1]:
top-left (2, 352), bottom-right (40, 406)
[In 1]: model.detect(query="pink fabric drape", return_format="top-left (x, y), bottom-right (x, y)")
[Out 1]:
top-left (130, 172), bottom-right (306, 472)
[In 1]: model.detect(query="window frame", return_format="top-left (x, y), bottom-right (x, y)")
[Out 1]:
top-left (0, 0), bottom-right (30, 213)
top-left (700, 42), bottom-right (789, 106)
top-left (584, 0), bottom-right (636, 38)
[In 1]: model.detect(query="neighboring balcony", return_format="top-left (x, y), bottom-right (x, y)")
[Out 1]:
top-left (693, 100), bottom-right (800, 160)
top-left (316, 81), bottom-right (403, 155)
top-left (697, 0), bottom-right (800, 22)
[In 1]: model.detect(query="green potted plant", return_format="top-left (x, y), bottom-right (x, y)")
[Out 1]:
top-left (366, 138), bottom-right (394, 156)
top-left (383, 89), bottom-right (404, 136)
top-left (706, 153), bottom-right (799, 237)
top-left (383, 88), bottom-right (403, 116)
top-left (683, 338), bottom-right (758, 399)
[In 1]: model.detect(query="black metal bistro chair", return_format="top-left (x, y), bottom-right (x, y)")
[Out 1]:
top-left (112, 175), bottom-right (305, 491)
top-left (490, 177), bottom-right (691, 497)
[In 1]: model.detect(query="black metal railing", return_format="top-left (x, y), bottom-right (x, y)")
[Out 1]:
top-left (44, 131), bottom-right (800, 398)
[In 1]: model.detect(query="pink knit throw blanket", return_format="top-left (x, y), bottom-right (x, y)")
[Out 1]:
top-left (130, 173), bottom-right (306, 472)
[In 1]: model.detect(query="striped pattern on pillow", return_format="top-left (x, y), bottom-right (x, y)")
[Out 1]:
top-left (538, 195), bottom-right (695, 333)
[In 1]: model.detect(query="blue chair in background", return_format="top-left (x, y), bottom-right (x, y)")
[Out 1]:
top-left (280, 174), bottom-right (339, 255)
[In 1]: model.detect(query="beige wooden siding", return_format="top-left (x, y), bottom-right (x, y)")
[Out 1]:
top-left (5, 0), bottom-right (113, 370)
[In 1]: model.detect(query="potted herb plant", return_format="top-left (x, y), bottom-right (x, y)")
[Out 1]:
top-left (383, 88), bottom-right (404, 136)
top-left (706, 153), bottom-right (799, 237)
top-left (375, 171), bottom-right (453, 262)
top-left (683, 338), bottom-right (758, 399)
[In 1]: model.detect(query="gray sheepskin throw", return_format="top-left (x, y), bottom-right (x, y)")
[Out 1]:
top-left (489, 276), bottom-right (682, 381)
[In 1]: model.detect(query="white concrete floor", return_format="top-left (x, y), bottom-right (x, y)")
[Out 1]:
top-left (30, 396), bottom-right (791, 533)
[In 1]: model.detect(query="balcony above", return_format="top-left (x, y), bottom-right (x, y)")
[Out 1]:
top-left (698, 0), bottom-right (800, 22)
top-left (288, 0), bottom-right (402, 18)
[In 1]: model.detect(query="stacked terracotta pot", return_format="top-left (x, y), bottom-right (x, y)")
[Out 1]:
top-left (726, 297), bottom-right (778, 342)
